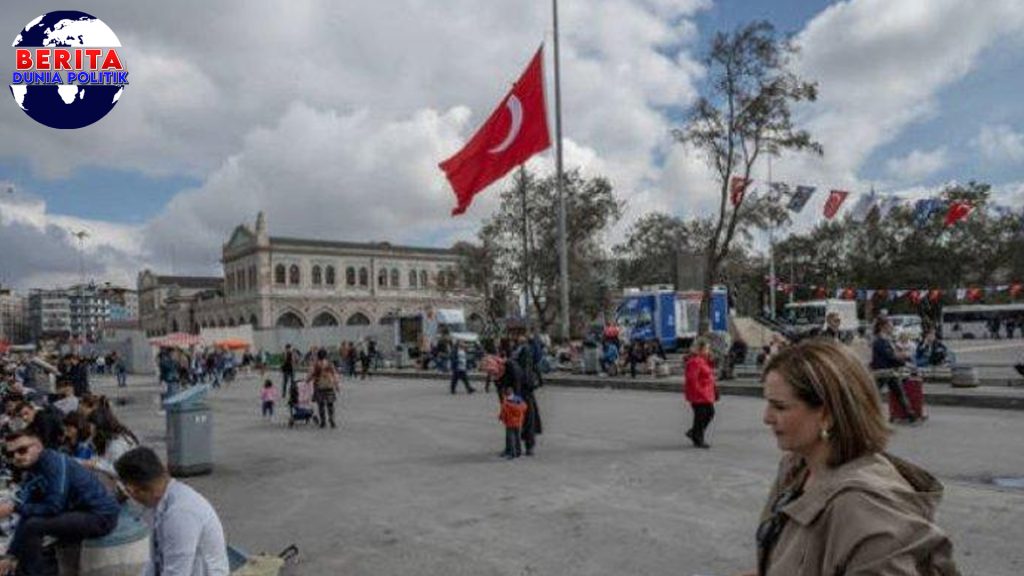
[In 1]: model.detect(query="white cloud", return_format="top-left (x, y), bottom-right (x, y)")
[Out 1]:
top-left (771, 0), bottom-right (1024, 186)
top-left (885, 147), bottom-right (949, 182)
top-left (972, 124), bottom-right (1024, 164)
top-left (0, 194), bottom-right (143, 289)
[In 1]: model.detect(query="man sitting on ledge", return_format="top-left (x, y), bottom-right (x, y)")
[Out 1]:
top-left (116, 446), bottom-right (230, 576)
top-left (0, 428), bottom-right (120, 576)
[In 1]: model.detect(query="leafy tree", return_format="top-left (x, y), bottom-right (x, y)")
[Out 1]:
top-left (470, 168), bottom-right (622, 335)
top-left (674, 21), bottom-right (821, 333)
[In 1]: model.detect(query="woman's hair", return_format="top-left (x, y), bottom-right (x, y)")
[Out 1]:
top-left (762, 338), bottom-right (890, 467)
top-left (317, 348), bottom-right (327, 360)
top-left (693, 339), bottom-right (710, 354)
top-left (88, 401), bottom-right (139, 456)
top-left (62, 411), bottom-right (91, 440)
top-left (873, 316), bottom-right (891, 336)
top-left (263, 379), bottom-right (273, 388)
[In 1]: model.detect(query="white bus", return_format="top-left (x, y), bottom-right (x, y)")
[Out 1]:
top-left (940, 303), bottom-right (1024, 339)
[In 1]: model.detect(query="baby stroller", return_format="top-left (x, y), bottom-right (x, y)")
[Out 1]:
top-left (287, 380), bottom-right (318, 427)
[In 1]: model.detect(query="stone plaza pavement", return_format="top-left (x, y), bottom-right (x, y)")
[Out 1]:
top-left (100, 374), bottom-right (1024, 576)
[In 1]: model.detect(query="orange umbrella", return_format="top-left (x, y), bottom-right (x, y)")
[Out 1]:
top-left (215, 338), bottom-right (250, 350)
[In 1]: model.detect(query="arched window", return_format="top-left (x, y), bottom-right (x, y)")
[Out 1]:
top-left (237, 270), bottom-right (245, 292)
top-left (346, 267), bottom-right (356, 286)
top-left (359, 267), bottom-right (369, 287)
top-left (378, 268), bottom-right (388, 287)
top-left (312, 265), bottom-right (323, 286)
top-left (276, 312), bottom-right (304, 328)
top-left (420, 270), bottom-right (428, 288)
top-left (289, 264), bottom-right (300, 285)
top-left (436, 271), bottom-right (445, 289)
top-left (390, 269), bottom-right (400, 288)
top-left (346, 312), bottom-right (371, 326)
top-left (275, 264), bottom-right (286, 285)
top-left (409, 270), bottom-right (418, 289)
top-left (312, 312), bottom-right (339, 327)
top-left (326, 266), bottom-right (336, 286)
top-left (249, 314), bottom-right (259, 327)
top-left (226, 273), bottom-right (234, 293)
top-left (446, 270), bottom-right (457, 289)
top-left (248, 266), bottom-right (257, 291)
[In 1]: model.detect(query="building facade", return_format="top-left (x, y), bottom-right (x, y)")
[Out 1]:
top-left (98, 284), bottom-right (139, 322)
top-left (28, 289), bottom-right (71, 339)
top-left (138, 213), bottom-right (483, 337)
top-left (67, 283), bottom-right (111, 339)
top-left (0, 287), bottom-right (29, 344)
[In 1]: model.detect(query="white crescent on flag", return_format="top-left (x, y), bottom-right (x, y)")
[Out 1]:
top-left (488, 95), bottom-right (523, 154)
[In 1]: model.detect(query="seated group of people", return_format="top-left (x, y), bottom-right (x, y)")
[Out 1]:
top-left (0, 372), bottom-right (229, 575)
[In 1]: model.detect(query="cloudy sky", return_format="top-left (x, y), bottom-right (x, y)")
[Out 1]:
top-left (2, 0), bottom-right (1023, 290)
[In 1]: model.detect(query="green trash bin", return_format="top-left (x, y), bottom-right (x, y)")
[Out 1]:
top-left (164, 385), bottom-right (213, 476)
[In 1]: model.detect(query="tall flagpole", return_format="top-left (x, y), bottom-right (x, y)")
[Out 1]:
top-left (553, 0), bottom-right (570, 342)
top-left (519, 168), bottom-right (531, 327)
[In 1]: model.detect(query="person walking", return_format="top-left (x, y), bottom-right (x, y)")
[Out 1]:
top-left (113, 351), bottom-right (128, 388)
top-left (308, 349), bottom-right (340, 429)
top-left (744, 339), bottom-right (959, 576)
top-left (116, 446), bottom-right (230, 576)
top-left (450, 342), bottom-right (475, 394)
top-left (280, 344), bottom-right (296, 398)
top-left (684, 339), bottom-right (718, 449)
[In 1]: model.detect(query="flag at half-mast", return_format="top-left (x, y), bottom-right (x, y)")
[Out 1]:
top-left (440, 46), bottom-right (551, 216)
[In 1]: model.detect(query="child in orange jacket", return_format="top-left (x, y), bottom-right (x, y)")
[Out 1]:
top-left (498, 389), bottom-right (528, 459)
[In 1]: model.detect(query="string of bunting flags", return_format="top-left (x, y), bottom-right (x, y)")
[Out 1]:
top-left (766, 280), bottom-right (1024, 304)
top-left (729, 176), bottom-right (1004, 227)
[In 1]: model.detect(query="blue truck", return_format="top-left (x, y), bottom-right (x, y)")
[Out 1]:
top-left (614, 286), bottom-right (729, 351)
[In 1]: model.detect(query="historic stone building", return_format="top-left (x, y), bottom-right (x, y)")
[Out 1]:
top-left (138, 213), bottom-right (482, 336)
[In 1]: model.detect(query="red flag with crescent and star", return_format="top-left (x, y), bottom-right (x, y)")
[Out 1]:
top-left (823, 189), bottom-right (849, 220)
top-left (730, 176), bottom-right (751, 207)
top-left (440, 46), bottom-right (551, 216)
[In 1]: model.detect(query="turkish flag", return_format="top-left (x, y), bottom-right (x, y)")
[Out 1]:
top-left (440, 46), bottom-right (551, 216)
top-left (1011, 283), bottom-right (1023, 299)
top-left (823, 190), bottom-right (849, 220)
top-left (944, 201), bottom-right (974, 226)
top-left (730, 176), bottom-right (751, 207)
top-left (967, 288), bottom-right (983, 303)
top-left (908, 290), bottom-right (921, 305)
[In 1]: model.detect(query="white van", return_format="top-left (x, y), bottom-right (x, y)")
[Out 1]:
top-left (888, 315), bottom-right (923, 340)
top-left (782, 300), bottom-right (859, 340)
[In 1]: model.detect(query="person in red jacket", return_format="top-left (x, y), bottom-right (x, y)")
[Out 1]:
top-left (684, 339), bottom-right (718, 449)
top-left (498, 388), bottom-right (528, 459)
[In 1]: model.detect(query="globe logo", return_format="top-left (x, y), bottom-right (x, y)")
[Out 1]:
top-left (9, 11), bottom-right (129, 129)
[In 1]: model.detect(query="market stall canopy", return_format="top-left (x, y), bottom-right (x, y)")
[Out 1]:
top-left (149, 332), bottom-right (204, 348)
top-left (215, 338), bottom-right (251, 350)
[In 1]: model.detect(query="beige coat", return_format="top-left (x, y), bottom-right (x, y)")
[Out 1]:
top-left (758, 452), bottom-right (960, 575)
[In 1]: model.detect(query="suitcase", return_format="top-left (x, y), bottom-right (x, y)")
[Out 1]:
top-left (888, 376), bottom-right (926, 422)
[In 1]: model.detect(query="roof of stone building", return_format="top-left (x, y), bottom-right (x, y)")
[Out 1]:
top-left (154, 275), bottom-right (223, 289)
top-left (268, 236), bottom-right (457, 257)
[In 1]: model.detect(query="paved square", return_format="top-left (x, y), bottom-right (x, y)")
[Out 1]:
top-left (105, 374), bottom-right (1024, 575)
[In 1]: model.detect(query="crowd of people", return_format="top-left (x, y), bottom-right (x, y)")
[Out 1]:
top-left (0, 350), bottom-right (231, 575)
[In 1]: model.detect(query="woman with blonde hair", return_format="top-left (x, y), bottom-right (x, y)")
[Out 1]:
top-left (747, 338), bottom-right (959, 575)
